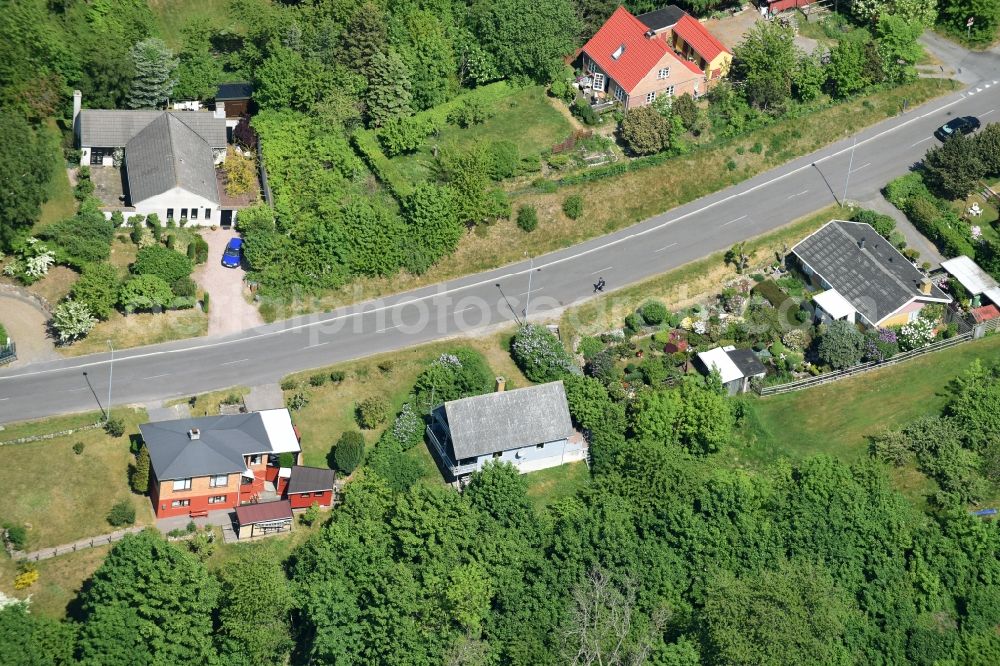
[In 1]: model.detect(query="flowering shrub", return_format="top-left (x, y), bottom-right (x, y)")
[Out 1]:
top-left (897, 318), bottom-right (935, 351)
top-left (781, 328), bottom-right (810, 351)
top-left (863, 328), bottom-right (900, 362)
top-left (14, 569), bottom-right (39, 590)
top-left (511, 324), bottom-right (581, 382)
top-left (392, 402), bottom-right (424, 450)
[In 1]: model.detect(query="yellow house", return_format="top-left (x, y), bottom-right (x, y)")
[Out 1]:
top-left (635, 7), bottom-right (732, 84)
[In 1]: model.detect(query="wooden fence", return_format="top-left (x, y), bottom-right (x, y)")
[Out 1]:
top-left (753, 331), bottom-right (975, 396)
top-left (9, 526), bottom-right (145, 562)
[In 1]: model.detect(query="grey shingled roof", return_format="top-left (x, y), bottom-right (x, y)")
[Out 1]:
top-left (637, 5), bottom-right (686, 31)
top-left (79, 109), bottom-right (226, 148)
top-left (125, 114), bottom-right (219, 205)
top-left (287, 466), bottom-right (336, 494)
top-left (140, 413), bottom-right (274, 481)
top-left (792, 220), bottom-right (950, 325)
top-left (726, 348), bottom-right (765, 377)
top-left (442, 381), bottom-right (574, 460)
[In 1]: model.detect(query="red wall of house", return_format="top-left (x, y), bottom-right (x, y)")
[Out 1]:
top-left (289, 490), bottom-right (332, 509)
top-left (152, 483), bottom-right (240, 518)
top-left (765, 0), bottom-right (816, 14)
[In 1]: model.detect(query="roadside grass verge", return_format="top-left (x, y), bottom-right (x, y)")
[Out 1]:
top-left (280, 331), bottom-right (529, 475)
top-left (0, 407), bottom-right (152, 551)
top-left (729, 334), bottom-right (1000, 501)
top-left (61, 309), bottom-right (208, 357)
top-left (559, 205), bottom-right (851, 341)
top-left (294, 79), bottom-right (955, 316)
top-left (165, 387), bottom-right (250, 417)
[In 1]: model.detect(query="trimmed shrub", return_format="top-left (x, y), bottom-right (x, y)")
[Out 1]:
top-left (562, 194), bottom-right (584, 220)
top-left (817, 320), bottom-right (865, 369)
top-left (73, 441), bottom-right (85, 455)
top-left (511, 324), bottom-right (580, 382)
top-left (309, 373), bottom-right (328, 387)
top-left (578, 336), bottom-right (605, 361)
top-left (639, 301), bottom-right (668, 325)
top-left (132, 246), bottom-right (193, 284)
top-left (104, 417), bottom-right (125, 438)
top-left (334, 431), bottom-right (365, 474)
top-left (851, 209), bottom-right (896, 240)
top-left (107, 499), bottom-right (136, 526)
top-left (517, 206), bottom-right (538, 232)
top-left (330, 370), bottom-right (346, 383)
top-left (357, 396), bottom-right (390, 429)
top-left (278, 452), bottom-right (296, 468)
top-left (3, 522), bottom-right (27, 549)
top-left (72, 263), bottom-right (120, 320)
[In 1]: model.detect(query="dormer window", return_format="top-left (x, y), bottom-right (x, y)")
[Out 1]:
top-left (611, 44), bottom-right (625, 60)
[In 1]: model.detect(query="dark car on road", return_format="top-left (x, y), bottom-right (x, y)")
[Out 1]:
top-left (935, 116), bottom-right (981, 141)
top-left (221, 237), bottom-right (243, 268)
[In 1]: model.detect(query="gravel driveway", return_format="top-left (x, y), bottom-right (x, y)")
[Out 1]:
top-left (193, 229), bottom-right (263, 337)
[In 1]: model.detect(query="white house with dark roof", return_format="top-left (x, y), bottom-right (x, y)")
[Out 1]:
top-left (72, 90), bottom-right (229, 226)
top-left (790, 220), bottom-right (951, 328)
top-left (426, 381), bottom-right (586, 480)
top-left (695, 346), bottom-right (766, 395)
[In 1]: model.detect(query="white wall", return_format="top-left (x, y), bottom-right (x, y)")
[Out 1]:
top-left (132, 187), bottom-right (220, 226)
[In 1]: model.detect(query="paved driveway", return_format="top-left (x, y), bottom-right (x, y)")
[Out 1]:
top-left (193, 229), bottom-right (263, 336)
top-left (0, 296), bottom-right (58, 367)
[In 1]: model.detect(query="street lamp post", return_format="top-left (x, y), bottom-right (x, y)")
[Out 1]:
top-left (106, 340), bottom-right (114, 422)
top-left (523, 255), bottom-right (541, 320)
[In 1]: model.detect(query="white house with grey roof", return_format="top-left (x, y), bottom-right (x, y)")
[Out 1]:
top-left (72, 90), bottom-right (230, 226)
top-left (426, 380), bottom-right (586, 480)
top-left (790, 220), bottom-right (951, 328)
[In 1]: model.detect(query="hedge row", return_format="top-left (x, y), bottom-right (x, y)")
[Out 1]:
top-left (883, 173), bottom-right (976, 259)
top-left (352, 81), bottom-right (514, 201)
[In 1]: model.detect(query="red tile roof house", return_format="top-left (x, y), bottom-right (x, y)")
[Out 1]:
top-left (139, 409), bottom-right (303, 519)
top-left (577, 6), bottom-right (731, 111)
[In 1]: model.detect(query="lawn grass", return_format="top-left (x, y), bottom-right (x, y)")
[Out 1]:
top-left (61, 308), bottom-right (208, 357)
top-left (166, 387), bottom-right (250, 416)
top-left (525, 460), bottom-right (590, 514)
top-left (36, 119), bottom-right (76, 230)
top-left (0, 543), bottom-right (112, 619)
top-left (0, 412), bottom-right (102, 443)
top-left (0, 407), bottom-right (153, 551)
top-left (282, 330), bottom-right (529, 471)
top-left (729, 334), bottom-right (1000, 498)
top-left (559, 205), bottom-right (850, 341)
top-left (390, 85), bottom-right (573, 184)
top-left (296, 79), bottom-right (955, 317)
top-left (148, 0), bottom-right (236, 50)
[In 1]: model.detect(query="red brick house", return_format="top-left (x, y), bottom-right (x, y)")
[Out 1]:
top-left (140, 409), bottom-right (302, 519)
top-left (286, 466), bottom-right (336, 509)
top-left (577, 6), bottom-right (731, 111)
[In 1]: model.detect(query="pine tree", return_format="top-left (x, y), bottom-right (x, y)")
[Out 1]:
top-left (366, 50), bottom-right (412, 127)
top-left (131, 446), bottom-right (150, 494)
top-left (127, 38), bottom-right (178, 109)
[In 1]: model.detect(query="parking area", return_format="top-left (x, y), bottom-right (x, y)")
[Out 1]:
top-left (0, 295), bottom-right (58, 366)
top-left (193, 229), bottom-right (264, 337)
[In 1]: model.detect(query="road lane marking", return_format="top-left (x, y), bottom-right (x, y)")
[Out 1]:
top-left (142, 373), bottom-right (171, 380)
top-left (517, 287), bottom-right (543, 298)
top-left (455, 305), bottom-right (478, 313)
top-left (851, 162), bottom-right (871, 173)
top-left (590, 267), bottom-right (613, 275)
top-left (911, 137), bottom-right (933, 147)
top-left (0, 92), bottom-right (978, 383)
top-left (722, 215), bottom-right (747, 227)
top-left (654, 243), bottom-right (678, 253)
top-left (375, 324), bottom-right (402, 333)
top-left (62, 387), bottom-right (88, 393)
top-left (220, 358), bottom-right (249, 366)
top-left (786, 190), bottom-right (809, 199)
top-left (305, 341), bottom-right (329, 349)
top-left (0, 397), bottom-right (8, 401)
top-left (980, 110), bottom-right (995, 118)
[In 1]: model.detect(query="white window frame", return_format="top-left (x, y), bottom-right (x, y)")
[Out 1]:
top-left (646, 91), bottom-right (657, 104)
top-left (171, 499), bottom-right (191, 508)
top-left (208, 495), bottom-right (226, 504)
top-left (657, 67), bottom-right (670, 80)
top-left (172, 478), bottom-right (192, 492)
top-left (592, 72), bottom-right (605, 92)
top-left (209, 474), bottom-right (228, 488)
top-left (614, 86), bottom-right (625, 102)
top-left (665, 85), bottom-right (675, 97)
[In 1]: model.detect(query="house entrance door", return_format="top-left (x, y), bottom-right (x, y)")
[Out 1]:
top-left (221, 210), bottom-right (233, 228)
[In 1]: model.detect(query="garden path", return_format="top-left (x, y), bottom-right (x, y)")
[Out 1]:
top-left (0, 295), bottom-right (58, 366)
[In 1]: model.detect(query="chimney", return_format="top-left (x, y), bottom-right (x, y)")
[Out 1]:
top-left (920, 278), bottom-right (933, 295)
top-left (495, 376), bottom-right (506, 393)
top-left (858, 237), bottom-right (865, 250)
top-left (188, 428), bottom-right (201, 440)
top-left (72, 90), bottom-right (82, 136)
top-left (214, 101), bottom-right (226, 119)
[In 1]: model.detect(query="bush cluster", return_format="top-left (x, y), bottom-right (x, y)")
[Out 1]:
top-left (511, 324), bottom-right (580, 382)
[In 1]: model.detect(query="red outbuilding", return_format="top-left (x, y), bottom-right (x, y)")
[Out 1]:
top-left (286, 466), bottom-right (336, 509)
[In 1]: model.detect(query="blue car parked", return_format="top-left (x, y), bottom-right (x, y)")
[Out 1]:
top-left (221, 237), bottom-right (243, 268)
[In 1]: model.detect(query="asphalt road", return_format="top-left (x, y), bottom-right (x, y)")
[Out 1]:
top-left (3, 69), bottom-right (999, 423)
